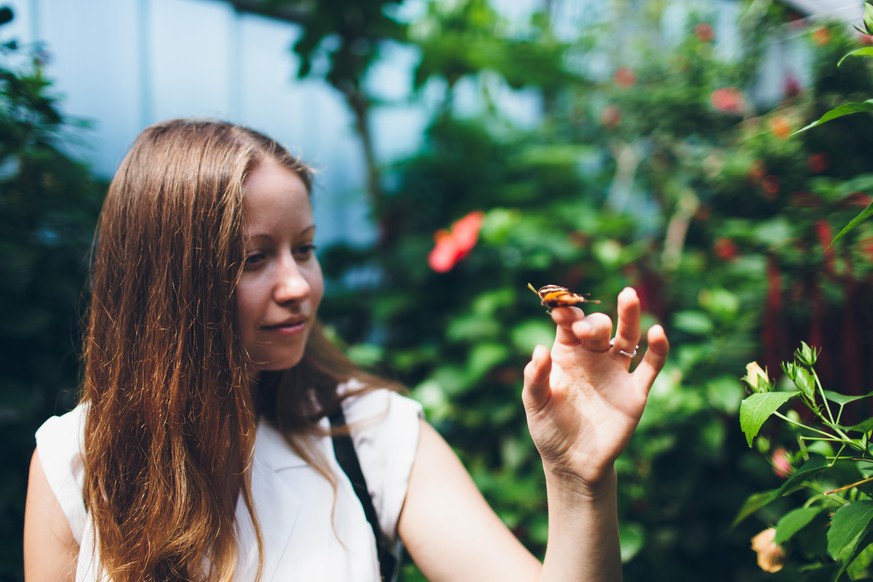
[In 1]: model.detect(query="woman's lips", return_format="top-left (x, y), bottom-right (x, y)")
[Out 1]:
top-left (261, 318), bottom-right (307, 334)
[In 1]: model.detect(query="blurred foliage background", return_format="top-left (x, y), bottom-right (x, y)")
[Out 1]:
top-left (3, 0), bottom-right (873, 580)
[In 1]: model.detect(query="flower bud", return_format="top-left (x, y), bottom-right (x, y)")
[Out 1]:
top-left (743, 362), bottom-right (772, 393)
top-left (796, 341), bottom-right (819, 367)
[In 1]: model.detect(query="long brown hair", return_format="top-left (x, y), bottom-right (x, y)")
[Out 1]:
top-left (81, 119), bottom-right (386, 581)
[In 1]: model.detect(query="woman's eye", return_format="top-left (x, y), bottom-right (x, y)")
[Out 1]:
top-left (244, 252), bottom-right (266, 270)
top-left (294, 243), bottom-right (318, 260)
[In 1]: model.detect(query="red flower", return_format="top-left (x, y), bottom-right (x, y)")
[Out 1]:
top-left (860, 34), bottom-right (873, 45)
top-left (762, 175), bottom-right (780, 198)
top-left (600, 105), bottom-right (621, 128)
top-left (614, 67), bottom-right (636, 88)
top-left (812, 26), bottom-right (831, 46)
top-left (847, 192), bottom-right (873, 206)
top-left (807, 152), bottom-right (828, 173)
top-left (814, 219), bottom-right (837, 273)
top-left (714, 237), bottom-right (739, 261)
top-left (769, 116), bottom-right (792, 139)
top-left (451, 211), bottom-right (484, 253)
top-left (710, 87), bottom-right (745, 115)
top-left (783, 74), bottom-right (802, 98)
top-left (695, 23), bottom-right (714, 42)
top-left (428, 211), bottom-right (485, 273)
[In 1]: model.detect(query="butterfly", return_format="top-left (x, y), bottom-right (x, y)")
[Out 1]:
top-left (527, 283), bottom-right (599, 312)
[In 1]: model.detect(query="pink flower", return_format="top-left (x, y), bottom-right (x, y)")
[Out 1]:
top-left (428, 211), bottom-right (485, 273)
top-left (600, 105), bottom-right (621, 128)
top-left (771, 447), bottom-right (791, 478)
top-left (710, 87), bottom-right (745, 115)
top-left (812, 26), bottom-right (831, 46)
top-left (783, 74), bottom-right (802, 98)
top-left (695, 23), bottom-right (714, 42)
top-left (614, 67), bottom-right (636, 88)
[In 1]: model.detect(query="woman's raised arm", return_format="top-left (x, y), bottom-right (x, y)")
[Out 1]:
top-left (398, 287), bottom-right (668, 581)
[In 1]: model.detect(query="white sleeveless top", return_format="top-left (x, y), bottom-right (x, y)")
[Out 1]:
top-left (35, 388), bottom-right (422, 581)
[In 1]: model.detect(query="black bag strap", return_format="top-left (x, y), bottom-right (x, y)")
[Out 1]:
top-left (328, 407), bottom-right (399, 581)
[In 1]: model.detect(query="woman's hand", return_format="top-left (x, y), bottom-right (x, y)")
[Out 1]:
top-left (522, 287), bottom-right (669, 494)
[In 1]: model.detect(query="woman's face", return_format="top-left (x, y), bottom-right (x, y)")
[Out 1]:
top-left (236, 158), bottom-right (323, 371)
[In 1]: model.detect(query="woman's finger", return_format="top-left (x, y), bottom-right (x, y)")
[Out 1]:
top-left (522, 344), bottom-right (553, 413)
top-left (570, 313), bottom-right (613, 352)
top-left (632, 325), bottom-right (670, 392)
top-left (610, 287), bottom-right (642, 360)
top-left (549, 306), bottom-right (585, 347)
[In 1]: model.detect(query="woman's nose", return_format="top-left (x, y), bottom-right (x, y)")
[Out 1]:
top-left (273, 259), bottom-right (311, 304)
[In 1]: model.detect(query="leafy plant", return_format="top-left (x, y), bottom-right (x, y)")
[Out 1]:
top-left (797, 2), bottom-right (873, 246)
top-left (738, 344), bottom-right (873, 579)
top-left (316, 3), bottom-right (873, 580)
top-left (0, 7), bottom-right (104, 578)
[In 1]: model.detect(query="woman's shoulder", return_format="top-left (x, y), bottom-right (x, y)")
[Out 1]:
top-left (33, 403), bottom-right (89, 544)
top-left (336, 382), bottom-right (423, 541)
top-left (36, 403), bottom-right (87, 438)
top-left (339, 381), bottom-right (422, 427)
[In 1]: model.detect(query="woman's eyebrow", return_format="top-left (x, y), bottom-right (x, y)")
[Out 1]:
top-left (244, 224), bottom-right (316, 242)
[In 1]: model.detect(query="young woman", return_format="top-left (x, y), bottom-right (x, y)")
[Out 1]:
top-left (23, 118), bottom-right (669, 581)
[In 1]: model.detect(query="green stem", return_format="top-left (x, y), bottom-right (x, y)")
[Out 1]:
top-left (775, 411), bottom-right (837, 440)
top-left (812, 367), bottom-right (836, 426)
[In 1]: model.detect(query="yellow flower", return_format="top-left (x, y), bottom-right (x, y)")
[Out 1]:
top-left (751, 528), bottom-right (785, 573)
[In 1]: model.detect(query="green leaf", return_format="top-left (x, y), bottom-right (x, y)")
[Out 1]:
top-left (510, 319), bottom-right (555, 354)
top-left (619, 522), bottom-right (645, 563)
top-left (706, 376), bottom-right (745, 415)
top-left (732, 490), bottom-right (778, 527)
top-left (733, 457), bottom-right (831, 527)
top-left (824, 390), bottom-right (873, 406)
top-left (865, 1), bottom-right (873, 35)
top-left (794, 368), bottom-right (817, 403)
top-left (828, 501), bottom-right (873, 562)
top-left (847, 543), bottom-right (873, 579)
top-left (837, 47), bottom-right (873, 67)
top-left (672, 310), bottom-right (714, 335)
top-left (846, 417), bottom-right (873, 433)
top-left (830, 201), bottom-right (873, 247)
top-left (346, 343), bottom-right (384, 367)
top-left (795, 100), bottom-right (873, 133)
top-left (775, 506), bottom-right (823, 544)
top-left (739, 391), bottom-right (799, 447)
top-left (777, 455), bottom-right (830, 497)
top-left (466, 343), bottom-right (509, 382)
